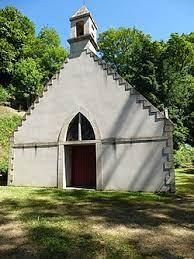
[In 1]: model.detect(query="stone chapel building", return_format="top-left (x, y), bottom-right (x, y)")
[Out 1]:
top-left (8, 6), bottom-right (175, 192)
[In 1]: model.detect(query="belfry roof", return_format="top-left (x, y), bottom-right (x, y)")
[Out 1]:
top-left (71, 5), bottom-right (90, 18)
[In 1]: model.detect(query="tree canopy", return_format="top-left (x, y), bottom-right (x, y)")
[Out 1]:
top-left (99, 28), bottom-right (194, 148)
top-left (0, 6), bottom-right (68, 109)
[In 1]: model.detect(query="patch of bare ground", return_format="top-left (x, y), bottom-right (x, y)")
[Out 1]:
top-left (0, 210), bottom-right (46, 257)
top-left (0, 106), bottom-right (25, 118)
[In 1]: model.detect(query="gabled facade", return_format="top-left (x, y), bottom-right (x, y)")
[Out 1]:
top-left (8, 6), bottom-right (175, 192)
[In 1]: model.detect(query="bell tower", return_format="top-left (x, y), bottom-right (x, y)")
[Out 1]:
top-left (68, 6), bottom-right (98, 57)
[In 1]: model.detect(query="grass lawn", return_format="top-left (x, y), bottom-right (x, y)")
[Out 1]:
top-left (0, 169), bottom-right (193, 258)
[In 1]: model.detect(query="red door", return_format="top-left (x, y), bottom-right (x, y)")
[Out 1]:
top-left (72, 145), bottom-right (96, 188)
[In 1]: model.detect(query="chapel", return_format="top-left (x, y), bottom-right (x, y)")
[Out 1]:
top-left (8, 6), bottom-right (175, 192)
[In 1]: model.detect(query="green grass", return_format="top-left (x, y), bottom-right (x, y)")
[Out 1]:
top-left (0, 169), bottom-right (193, 258)
top-left (176, 168), bottom-right (194, 195)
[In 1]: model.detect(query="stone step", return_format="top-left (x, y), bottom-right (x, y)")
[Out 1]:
top-left (98, 59), bottom-right (104, 65)
top-left (125, 83), bottom-right (132, 91)
top-left (26, 109), bottom-right (31, 115)
top-left (93, 56), bottom-right (99, 62)
top-left (130, 88), bottom-right (138, 95)
top-left (107, 68), bottom-right (115, 75)
top-left (164, 161), bottom-right (174, 170)
top-left (48, 80), bottom-right (52, 86)
top-left (102, 63), bottom-right (108, 70)
top-left (118, 78), bottom-right (126, 85)
top-left (149, 106), bottom-right (158, 113)
top-left (44, 86), bottom-right (49, 92)
top-left (142, 100), bottom-right (151, 109)
top-left (31, 104), bottom-right (35, 110)
top-left (137, 95), bottom-right (146, 103)
top-left (22, 114), bottom-right (27, 121)
top-left (90, 52), bottom-right (95, 58)
top-left (35, 97), bottom-right (40, 104)
top-left (113, 73), bottom-right (120, 80)
top-left (156, 111), bottom-right (164, 120)
top-left (18, 121), bottom-right (23, 127)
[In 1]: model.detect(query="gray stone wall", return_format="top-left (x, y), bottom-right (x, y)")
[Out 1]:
top-left (10, 50), bottom-right (174, 192)
top-left (14, 52), bottom-right (164, 143)
top-left (13, 146), bottom-right (57, 187)
top-left (102, 141), bottom-right (166, 191)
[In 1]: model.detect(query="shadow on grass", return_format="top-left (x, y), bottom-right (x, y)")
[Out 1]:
top-left (0, 186), bottom-right (193, 257)
top-left (1, 167), bottom-right (194, 258)
top-left (176, 168), bottom-right (194, 175)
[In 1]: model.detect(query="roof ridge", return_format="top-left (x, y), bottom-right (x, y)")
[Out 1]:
top-left (71, 5), bottom-right (90, 18)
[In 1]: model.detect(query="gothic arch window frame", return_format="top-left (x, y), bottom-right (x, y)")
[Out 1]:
top-left (57, 108), bottom-right (103, 189)
top-left (58, 107), bottom-right (101, 143)
top-left (66, 112), bottom-right (95, 141)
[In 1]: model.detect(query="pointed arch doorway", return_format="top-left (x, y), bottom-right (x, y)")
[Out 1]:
top-left (65, 113), bottom-right (96, 188)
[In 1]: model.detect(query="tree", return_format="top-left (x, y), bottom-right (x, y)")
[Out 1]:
top-left (23, 27), bottom-right (68, 82)
top-left (12, 58), bottom-right (43, 108)
top-left (98, 28), bottom-right (194, 148)
top-left (0, 6), bottom-right (35, 87)
top-left (0, 6), bottom-right (68, 109)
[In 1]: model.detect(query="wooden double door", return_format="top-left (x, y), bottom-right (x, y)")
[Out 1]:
top-left (71, 145), bottom-right (96, 188)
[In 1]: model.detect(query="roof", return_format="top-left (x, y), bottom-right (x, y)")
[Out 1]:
top-left (70, 5), bottom-right (98, 29)
top-left (71, 5), bottom-right (90, 18)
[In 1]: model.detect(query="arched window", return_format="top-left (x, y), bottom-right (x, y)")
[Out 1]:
top-left (66, 113), bottom-right (95, 141)
top-left (76, 21), bottom-right (84, 37)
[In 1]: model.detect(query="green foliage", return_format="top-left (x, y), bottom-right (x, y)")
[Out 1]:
top-left (0, 115), bottom-right (22, 175)
top-left (23, 27), bottom-right (68, 81)
top-left (99, 28), bottom-right (194, 148)
top-left (0, 6), bottom-right (35, 86)
top-left (0, 85), bottom-right (10, 103)
top-left (0, 6), bottom-right (68, 108)
top-left (12, 58), bottom-right (43, 105)
top-left (0, 6), bottom-right (35, 49)
top-left (38, 27), bottom-right (61, 47)
top-left (174, 144), bottom-right (194, 168)
top-left (0, 38), bottom-right (15, 74)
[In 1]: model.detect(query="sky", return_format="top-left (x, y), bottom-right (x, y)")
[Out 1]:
top-left (0, 0), bottom-right (193, 48)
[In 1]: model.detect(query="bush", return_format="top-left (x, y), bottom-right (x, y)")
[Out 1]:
top-left (0, 160), bottom-right (8, 175)
top-left (0, 85), bottom-right (10, 104)
top-left (174, 144), bottom-right (194, 168)
top-left (0, 115), bottom-right (22, 175)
